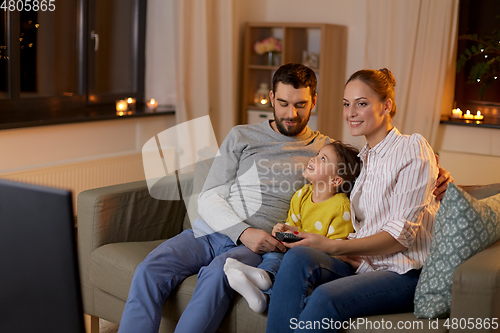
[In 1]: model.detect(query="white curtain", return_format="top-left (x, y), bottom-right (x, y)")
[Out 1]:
top-left (145, 0), bottom-right (239, 174)
top-left (364, 0), bottom-right (459, 146)
top-left (173, 0), bottom-right (238, 144)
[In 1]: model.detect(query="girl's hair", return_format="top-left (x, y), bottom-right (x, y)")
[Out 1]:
top-left (328, 141), bottom-right (361, 197)
top-left (345, 68), bottom-right (397, 118)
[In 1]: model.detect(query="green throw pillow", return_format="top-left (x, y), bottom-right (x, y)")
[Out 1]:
top-left (414, 183), bottom-right (500, 319)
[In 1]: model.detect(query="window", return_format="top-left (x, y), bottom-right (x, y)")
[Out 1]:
top-left (455, 0), bottom-right (500, 113)
top-left (0, 0), bottom-right (146, 128)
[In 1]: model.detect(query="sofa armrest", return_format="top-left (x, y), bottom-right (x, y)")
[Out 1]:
top-left (450, 239), bottom-right (500, 323)
top-left (460, 183), bottom-right (500, 200)
top-left (77, 172), bottom-right (193, 317)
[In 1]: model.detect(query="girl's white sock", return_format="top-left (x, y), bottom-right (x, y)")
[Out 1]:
top-left (225, 268), bottom-right (268, 313)
top-left (224, 257), bottom-right (272, 291)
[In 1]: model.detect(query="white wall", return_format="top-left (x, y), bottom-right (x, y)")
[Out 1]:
top-left (434, 124), bottom-right (500, 185)
top-left (0, 115), bottom-right (176, 174)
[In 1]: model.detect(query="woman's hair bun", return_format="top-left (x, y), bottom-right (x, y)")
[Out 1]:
top-left (378, 68), bottom-right (396, 87)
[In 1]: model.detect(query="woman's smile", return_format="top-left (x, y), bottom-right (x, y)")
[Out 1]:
top-left (348, 121), bottom-right (363, 127)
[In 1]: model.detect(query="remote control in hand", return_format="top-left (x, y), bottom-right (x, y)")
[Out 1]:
top-left (275, 231), bottom-right (303, 243)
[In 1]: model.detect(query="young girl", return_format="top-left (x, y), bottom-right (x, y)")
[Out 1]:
top-left (266, 68), bottom-right (441, 333)
top-left (224, 141), bottom-right (361, 312)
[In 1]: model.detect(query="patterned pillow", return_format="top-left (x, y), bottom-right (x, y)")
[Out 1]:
top-left (414, 183), bottom-right (500, 318)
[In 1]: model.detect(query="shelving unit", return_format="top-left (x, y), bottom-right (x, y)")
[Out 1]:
top-left (241, 22), bottom-right (347, 139)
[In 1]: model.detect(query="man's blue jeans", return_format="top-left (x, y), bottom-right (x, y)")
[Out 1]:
top-left (266, 246), bottom-right (421, 333)
top-left (118, 219), bottom-right (262, 333)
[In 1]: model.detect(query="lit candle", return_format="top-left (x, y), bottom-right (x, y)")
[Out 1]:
top-left (451, 108), bottom-right (462, 119)
top-left (146, 98), bottom-right (158, 112)
top-left (463, 110), bottom-right (474, 119)
top-left (116, 99), bottom-right (128, 112)
top-left (127, 97), bottom-right (136, 111)
top-left (474, 111), bottom-right (484, 120)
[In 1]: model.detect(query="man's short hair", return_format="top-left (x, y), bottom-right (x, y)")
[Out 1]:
top-left (272, 63), bottom-right (317, 98)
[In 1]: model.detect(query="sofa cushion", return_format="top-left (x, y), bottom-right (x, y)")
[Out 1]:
top-left (91, 240), bottom-right (165, 301)
top-left (161, 275), bottom-right (198, 320)
top-left (414, 183), bottom-right (500, 318)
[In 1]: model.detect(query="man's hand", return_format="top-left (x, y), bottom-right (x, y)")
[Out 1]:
top-left (239, 228), bottom-right (287, 254)
top-left (434, 154), bottom-right (454, 201)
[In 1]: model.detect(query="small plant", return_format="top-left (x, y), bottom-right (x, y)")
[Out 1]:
top-left (456, 16), bottom-right (500, 98)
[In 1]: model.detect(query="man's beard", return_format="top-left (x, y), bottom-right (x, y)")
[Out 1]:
top-left (273, 108), bottom-right (311, 137)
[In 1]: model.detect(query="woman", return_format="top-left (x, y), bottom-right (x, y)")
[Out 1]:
top-left (266, 68), bottom-right (440, 333)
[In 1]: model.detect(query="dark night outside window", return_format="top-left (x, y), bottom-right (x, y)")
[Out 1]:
top-left (0, 0), bottom-right (146, 128)
top-left (18, 5), bottom-right (79, 98)
top-left (455, 0), bottom-right (500, 117)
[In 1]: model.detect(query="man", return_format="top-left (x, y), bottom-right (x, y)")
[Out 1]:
top-left (118, 63), bottom-right (452, 333)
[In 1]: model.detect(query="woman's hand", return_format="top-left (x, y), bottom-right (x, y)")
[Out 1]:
top-left (283, 231), bottom-right (407, 257)
top-left (282, 231), bottom-right (336, 254)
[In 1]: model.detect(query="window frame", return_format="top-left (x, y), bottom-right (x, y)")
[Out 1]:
top-left (454, 0), bottom-right (500, 110)
top-left (0, 0), bottom-right (147, 129)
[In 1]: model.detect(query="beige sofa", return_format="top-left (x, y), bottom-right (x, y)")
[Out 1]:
top-left (77, 173), bottom-right (500, 333)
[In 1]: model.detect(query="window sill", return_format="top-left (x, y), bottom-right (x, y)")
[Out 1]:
top-left (0, 105), bottom-right (175, 130)
top-left (440, 117), bottom-right (500, 130)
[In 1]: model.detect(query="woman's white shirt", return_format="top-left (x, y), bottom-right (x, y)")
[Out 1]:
top-left (349, 127), bottom-right (440, 274)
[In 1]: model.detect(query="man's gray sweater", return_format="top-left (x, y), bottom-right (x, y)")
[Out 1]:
top-left (198, 120), bottom-right (330, 244)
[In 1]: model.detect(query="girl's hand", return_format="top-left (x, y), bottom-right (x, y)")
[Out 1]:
top-left (272, 223), bottom-right (285, 236)
top-left (283, 231), bottom-right (337, 254)
top-left (272, 223), bottom-right (298, 236)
